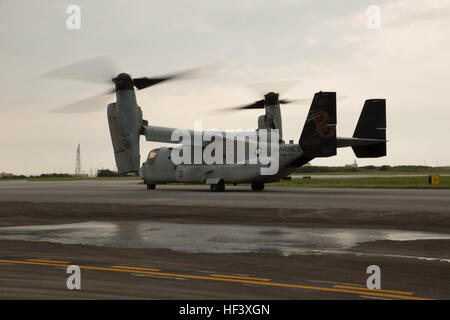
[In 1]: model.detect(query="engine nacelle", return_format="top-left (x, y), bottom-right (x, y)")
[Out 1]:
top-left (257, 115), bottom-right (268, 129)
top-left (107, 90), bottom-right (143, 173)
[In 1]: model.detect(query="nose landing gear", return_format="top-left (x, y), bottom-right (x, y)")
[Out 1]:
top-left (251, 182), bottom-right (264, 191)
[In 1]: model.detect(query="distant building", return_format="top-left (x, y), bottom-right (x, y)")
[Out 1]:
top-left (345, 160), bottom-right (358, 168)
top-left (0, 172), bottom-right (13, 178)
top-left (71, 173), bottom-right (88, 178)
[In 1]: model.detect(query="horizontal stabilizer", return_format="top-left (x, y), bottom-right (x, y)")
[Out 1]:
top-left (337, 137), bottom-right (386, 148)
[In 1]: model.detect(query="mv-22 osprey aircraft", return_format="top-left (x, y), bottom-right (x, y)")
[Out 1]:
top-left (48, 57), bottom-right (387, 192)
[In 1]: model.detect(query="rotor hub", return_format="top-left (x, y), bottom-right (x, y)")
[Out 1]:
top-left (264, 92), bottom-right (279, 106)
top-left (113, 73), bottom-right (134, 91)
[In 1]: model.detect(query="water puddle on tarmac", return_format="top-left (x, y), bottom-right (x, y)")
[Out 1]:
top-left (1, 221), bottom-right (450, 256)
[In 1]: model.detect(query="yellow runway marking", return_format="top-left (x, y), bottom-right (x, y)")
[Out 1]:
top-left (211, 274), bottom-right (271, 282)
top-left (0, 260), bottom-right (69, 268)
top-left (0, 259), bottom-right (433, 300)
top-left (28, 259), bottom-right (70, 264)
top-left (111, 265), bottom-right (161, 272)
top-left (333, 285), bottom-right (414, 296)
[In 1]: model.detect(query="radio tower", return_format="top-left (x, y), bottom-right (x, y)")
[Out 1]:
top-left (75, 144), bottom-right (82, 178)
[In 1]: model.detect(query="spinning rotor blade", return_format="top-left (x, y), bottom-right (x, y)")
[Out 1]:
top-left (45, 57), bottom-right (220, 113)
top-left (286, 95), bottom-right (348, 106)
top-left (133, 76), bottom-right (177, 90)
top-left (217, 80), bottom-right (301, 113)
top-left (219, 97), bottom-right (308, 113)
top-left (50, 89), bottom-right (115, 113)
top-left (279, 98), bottom-right (310, 105)
top-left (233, 99), bottom-right (265, 110)
top-left (211, 99), bottom-right (265, 114)
top-left (43, 56), bottom-right (117, 84)
top-left (213, 84), bottom-right (348, 114)
top-left (132, 63), bottom-right (220, 90)
top-left (247, 80), bottom-right (300, 96)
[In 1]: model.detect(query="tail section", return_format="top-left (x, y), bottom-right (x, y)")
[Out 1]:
top-left (352, 99), bottom-right (386, 157)
top-left (299, 92), bottom-right (337, 158)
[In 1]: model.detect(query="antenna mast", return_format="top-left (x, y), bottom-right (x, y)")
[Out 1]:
top-left (75, 144), bottom-right (82, 178)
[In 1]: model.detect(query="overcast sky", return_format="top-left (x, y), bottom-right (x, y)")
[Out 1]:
top-left (1, 0), bottom-right (449, 175)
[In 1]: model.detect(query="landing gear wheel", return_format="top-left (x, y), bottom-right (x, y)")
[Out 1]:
top-left (210, 179), bottom-right (225, 192)
top-left (251, 182), bottom-right (264, 191)
top-left (146, 183), bottom-right (156, 190)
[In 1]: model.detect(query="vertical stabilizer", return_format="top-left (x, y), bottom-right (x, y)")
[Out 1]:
top-left (352, 99), bottom-right (386, 157)
top-left (299, 92), bottom-right (337, 158)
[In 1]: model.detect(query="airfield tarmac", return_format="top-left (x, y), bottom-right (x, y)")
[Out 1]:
top-left (0, 180), bottom-right (449, 299)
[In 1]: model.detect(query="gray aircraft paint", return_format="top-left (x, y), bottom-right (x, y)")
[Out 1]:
top-left (139, 142), bottom-right (302, 184)
top-left (104, 78), bottom-right (386, 189)
top-left (107, 89), bottom-right (142, 173)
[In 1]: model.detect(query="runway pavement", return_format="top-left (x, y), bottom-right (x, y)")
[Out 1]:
top-left (291, 174), bottom-right (450, 179)
top-left (0, 180), bottom-right (449, 299)
top-left (1, 180), bottom-right (449, 212)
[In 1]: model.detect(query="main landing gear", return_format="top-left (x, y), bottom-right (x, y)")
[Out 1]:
top-left (146, 183), bottom-right (156, 190)
top-left (251, 182), bottom-right (264, 191)
top-left (210, 179), bottom-right (225, 192)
